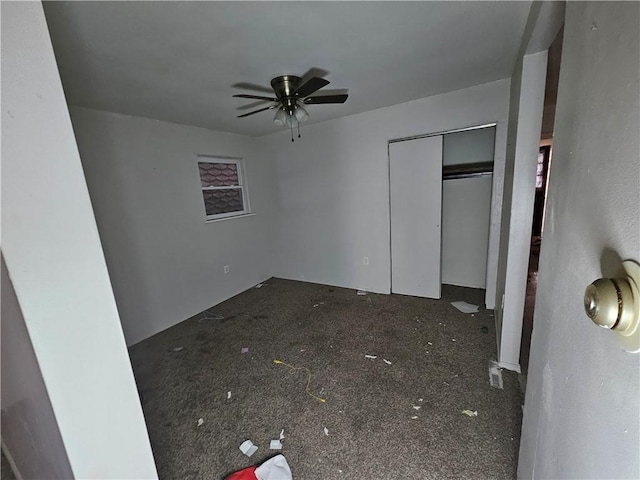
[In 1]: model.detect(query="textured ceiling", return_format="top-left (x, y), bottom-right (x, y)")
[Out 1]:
top-left (44, 1), bottom-right (531, 137)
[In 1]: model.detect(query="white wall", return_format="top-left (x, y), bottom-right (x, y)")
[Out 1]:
top-left (495, 53), bottom-right (523, 349)
top-left (263, 80), bottom-right (510, 306)
top-left (519, 3), bottom-right (640, 478)
top-left (441, 127), bottom-right (495, 288)
top-left (1, 259), bottom-right (73, 479)
top-left (495, 50), bottom-right (548, 371)
top-left (70, 107), bottom-right (276, 345)
top-left (1, 2), bottom-right (157, 478)
top-left (442, 127), bottom-right (496, 166)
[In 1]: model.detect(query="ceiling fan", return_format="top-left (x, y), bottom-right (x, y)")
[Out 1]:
top-left (233, 75), bottom-right (348, 141)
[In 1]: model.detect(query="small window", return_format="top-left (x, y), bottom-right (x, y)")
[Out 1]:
top-left (197, 156), bottom-right (249, 220)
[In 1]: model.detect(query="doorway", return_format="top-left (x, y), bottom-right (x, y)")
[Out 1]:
top-left (520, 144), bottom-right (552, 372)
top-left (519, 27), bottom-right (563, 377)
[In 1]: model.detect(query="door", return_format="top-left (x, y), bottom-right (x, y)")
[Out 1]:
top-left (389, 135), bottom-right (443, 298)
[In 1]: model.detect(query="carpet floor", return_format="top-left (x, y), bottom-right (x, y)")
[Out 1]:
top-left (129, 278), bottom-right (522, 480)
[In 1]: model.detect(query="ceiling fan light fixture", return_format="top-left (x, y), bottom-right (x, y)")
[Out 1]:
top-left (294, 104), bottom-right (309, 123)
top-left (235, 73), bottom-right (347, 141)
top-left (273, 107), bottom-right (288, 126)
top-left (274, 106), bottom-right (308, 128)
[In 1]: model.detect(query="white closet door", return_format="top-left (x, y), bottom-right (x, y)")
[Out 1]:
top-left (389, 135), bottom-right (443, 299)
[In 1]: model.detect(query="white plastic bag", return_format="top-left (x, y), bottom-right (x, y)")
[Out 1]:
top-left (255, 454), bottom-right (292, 480)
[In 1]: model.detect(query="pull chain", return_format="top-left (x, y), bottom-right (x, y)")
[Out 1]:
top-left (297, 123), bottom-right (301, 138)
top-left (290, 121), bottom-right (294, 142)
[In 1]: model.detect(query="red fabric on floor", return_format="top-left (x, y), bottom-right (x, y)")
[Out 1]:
top-left (225, 466), bottom-right (258, 480)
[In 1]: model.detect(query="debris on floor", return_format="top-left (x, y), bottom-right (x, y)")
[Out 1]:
top-left (356, 290), bottom-right (367, 295)
top-left (256, 454), bottom-right (292, 480)
top-left (254, 282), bottom-right (267, 289)
top-left (269, 440), bottom-right (282, 450)
top-left (450, 301), bottom-right (479, 314)
top-left (201, 312), bottom-right (225, 321)
top-left (383, 359), bottom-right (392, 365)
top-left (173, 346), bottom-right (184, 352)
top-left (227, 391), bottom-right (232, 400)
top-left (481, 326), bottom-right (489, 334)
top-left (274, 359), bottom-right (326, 403)
top-left (239, 440), bottom-right (259, 457)
top-left (413, 405), bottom-right (421, 410)
top-left (462, 410), bottom-right (478, 417)
top-left (197, 418), bottom-right (204, 426)
top-left (313, 302), bottom-right (325, 307)
top-left (269, 429), bottom-right (285, 450)
top-left (324, 427), bottom-right (329, 436)
top-left (134, 279), bottom-right (526, 478)
top-left (241, 347), bottom-right (249, 354)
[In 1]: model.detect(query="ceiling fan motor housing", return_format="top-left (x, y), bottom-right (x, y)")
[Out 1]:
top-left (271, 75), bottom-right (302, 113)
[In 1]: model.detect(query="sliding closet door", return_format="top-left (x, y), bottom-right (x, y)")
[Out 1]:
top-left (389, 135), bottom-right (443, 299)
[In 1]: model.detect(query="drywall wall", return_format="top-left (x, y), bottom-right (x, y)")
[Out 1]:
top-left (441, 128), bottom-right (495, 288)
top-left (70, 107), bottom-right (276, 345)
top-left (1, 2), bottom-right (157, 478)
top-left (519, 3), bottom-right (640, 478)
top-left (494, 50), bottom-right (548, 372)
top-left (263, 80), bottom-right (509, 306)
top-left (441, 175), bottom-right (493, 288)
top-left (442, 127), bottom-right (496, 166)
top-left (493, 0), bottom-right (564, 373)
top-left (494, 52), bottom-right (524, 350)
top-left (1, 258), bottom-right (73, 479)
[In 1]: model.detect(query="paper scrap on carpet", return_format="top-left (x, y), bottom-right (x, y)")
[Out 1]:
top-left (451, 301), bottom-right (479, 314)
top-left (239, 440), bottom-right (259, 457)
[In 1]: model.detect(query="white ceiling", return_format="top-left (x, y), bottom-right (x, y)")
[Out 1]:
top-left (44, 1), bottom-right (531, 137)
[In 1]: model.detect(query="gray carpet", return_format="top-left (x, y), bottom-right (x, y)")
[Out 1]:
top-left (129, 278), bottom-right (522, 480)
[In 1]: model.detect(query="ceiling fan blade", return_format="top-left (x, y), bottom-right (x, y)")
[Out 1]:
top-left (237, 106), bottom-right (273, 118)
top-left (233, 82), bottom-right (274, 94)
top-left (233, 94), bottom-right (278, 101)
top-left (294, 77), bottom-right (330, 98)
top-left (303, 94), bottom-right (349, 104)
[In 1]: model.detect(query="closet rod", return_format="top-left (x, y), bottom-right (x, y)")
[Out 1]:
top-left (443, 161), bottom-right (493, 180)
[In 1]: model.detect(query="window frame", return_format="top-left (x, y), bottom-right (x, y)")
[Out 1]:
top-left (197, 155), bottom-right (251, 221)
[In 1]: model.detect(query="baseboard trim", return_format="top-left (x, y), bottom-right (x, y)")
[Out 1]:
top-left (442, 281), bottom-right (486, 289)
top-left (272, 275), bottom-right (391, 295)
top-left (496, 360), bottom-right (522, 373)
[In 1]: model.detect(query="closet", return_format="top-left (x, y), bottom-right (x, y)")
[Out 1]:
top-left (389, 126), bottom-right (495, 298)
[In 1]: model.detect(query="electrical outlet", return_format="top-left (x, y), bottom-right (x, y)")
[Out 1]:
top-left (363, 256), bottom-right (369, 265)
top-left (224, 265), bottom-right (230, 274)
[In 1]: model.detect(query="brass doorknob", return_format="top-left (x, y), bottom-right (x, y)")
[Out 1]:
top-left (583, 260), bottom-right (640, 353)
